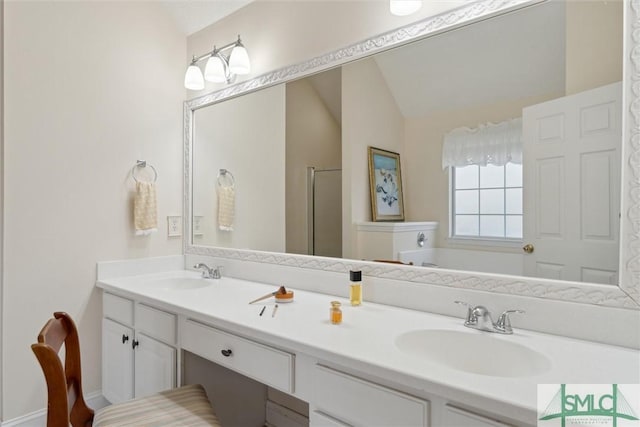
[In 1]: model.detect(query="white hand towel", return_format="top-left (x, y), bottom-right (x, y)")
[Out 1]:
top-left (134, 181), bottom-right (158, 235)
top-left (218, 185), bottom-right (235, 231)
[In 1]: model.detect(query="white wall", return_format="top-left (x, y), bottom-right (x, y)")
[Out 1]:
top-left (285, 78), bottom-right (341, 255)
top-left (342, 58), bottom-right (404, 259)
top-left (192, 84), bottom-right (286, 252)
top-left (3, 1), bottom-right (185, 420)
top-left (566, 0), bottom-right (623, 95)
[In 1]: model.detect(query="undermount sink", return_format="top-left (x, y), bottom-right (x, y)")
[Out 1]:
top-left (395, 329), bottom-right (551, 377)
top-left (151, 277), bottom-right (213, 291)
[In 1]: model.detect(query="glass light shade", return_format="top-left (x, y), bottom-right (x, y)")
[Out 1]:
top-left (204, 55), bottom-right (227, 83)
top-left (229, 44), bottom-right (251, 75)
top-left (389, 0), bottom-right (422, 16)
top-left (184, 64), bottom-right (204, 90)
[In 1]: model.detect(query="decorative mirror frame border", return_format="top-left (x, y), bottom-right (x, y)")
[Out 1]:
top-left (184, 0), bottom-right (640, 309)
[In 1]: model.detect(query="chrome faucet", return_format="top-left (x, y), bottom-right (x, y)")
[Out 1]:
top-left (194, 263), bottom-right (223, 279)
top-left (454, 301), bottom-right (524, 334)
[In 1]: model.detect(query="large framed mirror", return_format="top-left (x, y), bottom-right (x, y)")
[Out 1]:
top-left (184, 0), bottom-right (640, 309)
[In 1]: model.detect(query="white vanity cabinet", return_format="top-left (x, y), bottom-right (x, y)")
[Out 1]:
top-left (102, 292), bottom-right (177, 404)
top-left (311, 365), bottom-right (430, 427)
top-left (96, 273), bottom-right (583, 427)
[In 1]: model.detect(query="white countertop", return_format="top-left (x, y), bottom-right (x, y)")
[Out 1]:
top-left (97, 270), bottom-right (640, 425)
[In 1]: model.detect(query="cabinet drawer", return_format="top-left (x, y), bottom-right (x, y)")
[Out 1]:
top-left (135, 303), bottom-right (177, 344)
top-left (311, 411), bottom-right (351, 427)
top-left (103, 293), bottom-right (134, 326)
top-left (443, 405), bottom-right (513, 427)
top-left (182, 319), bottom-right (294, 393)
top-left (314, 365), bottom-right (429, 427)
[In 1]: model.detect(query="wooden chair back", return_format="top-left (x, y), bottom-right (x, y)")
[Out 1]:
top-left (32, 312), bottom-right (94, 427)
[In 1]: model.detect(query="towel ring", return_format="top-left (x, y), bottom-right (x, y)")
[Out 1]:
top-left (217, 169), bottom-right (235, 187)
top-left (132, 160), bottom-right (158, 183)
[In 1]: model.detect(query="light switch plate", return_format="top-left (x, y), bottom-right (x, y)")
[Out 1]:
top-left (167, 216), bottom-right (182, 237)
top-left (193, 215), bottom-right (204, 236)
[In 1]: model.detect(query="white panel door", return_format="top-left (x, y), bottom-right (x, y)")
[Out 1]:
top-left (133, 332), bottom-right (176, 398)
top-left (102, 318), bottom-right (134, 404)
top-left (522, 82), bottom-right (621, 284)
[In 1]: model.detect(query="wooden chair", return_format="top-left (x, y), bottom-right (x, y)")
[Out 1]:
top-left (32, 312), bottom-right (221, 427)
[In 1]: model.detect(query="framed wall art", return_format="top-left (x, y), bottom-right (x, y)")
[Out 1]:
top-left (368, 146), bottom-right (405, 221)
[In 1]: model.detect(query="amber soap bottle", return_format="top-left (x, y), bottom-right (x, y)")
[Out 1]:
top-left (349, 270), bottom-right (362, 306)
top-left (330, 301), bottom-right (342, 324)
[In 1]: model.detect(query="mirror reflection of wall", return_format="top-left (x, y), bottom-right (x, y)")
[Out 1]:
top-left (190, 0), bottom-right (623, 285)
top-left (192, 85), bottom-right (286, 252)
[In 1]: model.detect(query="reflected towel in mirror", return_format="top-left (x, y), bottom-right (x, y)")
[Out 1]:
top-left (218, 185), bottom-right (235, 231)
top-left (134, 181), bottom-right (158, 235)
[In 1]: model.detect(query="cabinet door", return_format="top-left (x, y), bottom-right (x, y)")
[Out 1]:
top-left (134, 332), bottom-right (176, 398)
top-left (102, 318), bottom-right (134, 404)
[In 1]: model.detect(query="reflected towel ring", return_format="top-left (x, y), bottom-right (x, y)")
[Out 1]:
top-left (217, 168), bottom-right (235, 187)
top-left (132, 160), bottom-right (158, 183)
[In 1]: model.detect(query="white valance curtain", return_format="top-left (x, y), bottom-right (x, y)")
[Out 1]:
top-left (442, 117), bottom-right (523, 169)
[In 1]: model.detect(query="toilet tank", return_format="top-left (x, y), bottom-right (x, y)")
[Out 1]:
top-left (355, 221), bottom-right (438, 262)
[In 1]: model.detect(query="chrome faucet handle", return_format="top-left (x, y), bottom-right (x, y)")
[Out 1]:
top-left (454, 301), bottom-right (471, 307)
top-left (495, 310), bottom-right (525, 334)
top-left (454, 301), bottom-right (474, 323)
top-left (212, 266), bottom-right (224, 279)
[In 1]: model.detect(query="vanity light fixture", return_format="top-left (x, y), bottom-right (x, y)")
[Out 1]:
top-left (184, 60), bottom-right (205, 90)
top-left (389, 0), bottom-right (422, 16)
top-left (184, 35), bottom-right (251, 90)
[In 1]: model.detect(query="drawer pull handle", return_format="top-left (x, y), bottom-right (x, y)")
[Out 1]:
top-left (221, 349), bottom-right (233, 357)
top-left (122, 334), bottom-right (129, 344)
top-left (132, 339), bottom-right (139, 349)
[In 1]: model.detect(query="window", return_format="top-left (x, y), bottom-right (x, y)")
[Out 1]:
top-left (451, 163), bottom-right (522, 239)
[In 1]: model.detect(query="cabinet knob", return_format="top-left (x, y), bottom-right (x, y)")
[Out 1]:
top-left (221, 349), bottom-right (232, 357)
top-left (122, 334), bottom-right (129, 344)
top-left (132, 339), bottom-right (139, 349)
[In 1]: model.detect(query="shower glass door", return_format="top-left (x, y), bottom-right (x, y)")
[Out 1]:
top-left (307, 168), bottom-right (342, 257)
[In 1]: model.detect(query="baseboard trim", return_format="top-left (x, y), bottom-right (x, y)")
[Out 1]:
top-left (2, 391), bottom-right (107, 427)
